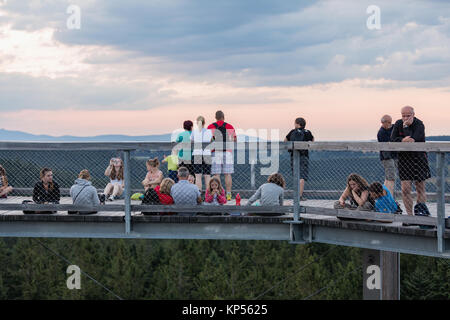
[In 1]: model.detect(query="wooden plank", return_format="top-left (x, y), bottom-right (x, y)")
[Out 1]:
top-left (302, 206), bottom-right (438, 226)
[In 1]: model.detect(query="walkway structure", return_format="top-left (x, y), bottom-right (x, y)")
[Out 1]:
top-left (0, 141), bottom-right (448, 299)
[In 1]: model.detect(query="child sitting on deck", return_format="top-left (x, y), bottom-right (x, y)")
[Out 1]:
top-left (247, 173), bottom-right (285, 206)
top-left (142, 157), bottom-right (163, 191)
top-left (204, 177), bottom-right (227, 205)
top-left (368, 182), bottom-right (401, 214)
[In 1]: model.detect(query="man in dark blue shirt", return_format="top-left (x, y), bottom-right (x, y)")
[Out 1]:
top-left (377, 114), bottom-right (397, 196)
top-left (390, 106), bottom-right (431, 217)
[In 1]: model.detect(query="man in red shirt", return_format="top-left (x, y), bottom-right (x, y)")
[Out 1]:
top-left (207, 110), bottom-right (237, 201)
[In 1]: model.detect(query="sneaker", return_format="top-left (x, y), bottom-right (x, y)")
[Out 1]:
top-left (99, 194), bottom-right (106, 204)
top-left (300, 196), bottom-right (308, 201)
top-left (108, 195), bottom-right (115, 202)
top-left (414, 203), bottom-right (430, 216)
top-left (226, 193), bottom-right (232, 201)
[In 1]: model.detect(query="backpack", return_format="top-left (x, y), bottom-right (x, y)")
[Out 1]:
top-left (289, 129), bottom-right (308, 156)
top-left (141, 188), bottom-right (161, 215)
top-left (213, 122), bottom-right (231, 151)
top-left (290, 128), bottom-right (306, 142)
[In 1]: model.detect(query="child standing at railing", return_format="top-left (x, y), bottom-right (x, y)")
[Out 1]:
top-left (162, 151), bottom-right (179, 183)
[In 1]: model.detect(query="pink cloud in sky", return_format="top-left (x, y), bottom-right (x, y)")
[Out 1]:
top-left (1, 80), bottom-right (449, 141)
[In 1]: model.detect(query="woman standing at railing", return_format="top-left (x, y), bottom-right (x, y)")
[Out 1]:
top-left (102, 157), bottom-right (124, 201)
top-left (334, 173), bottom-right (374, 211)
top-left (0, 165), bottom-right (13, 199)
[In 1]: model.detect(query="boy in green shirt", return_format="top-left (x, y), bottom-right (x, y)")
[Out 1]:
top-left (163, 151), bottom-right (179, 183)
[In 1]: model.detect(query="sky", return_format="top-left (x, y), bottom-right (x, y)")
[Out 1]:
top-left (0, 0), bottom-right (449, 140)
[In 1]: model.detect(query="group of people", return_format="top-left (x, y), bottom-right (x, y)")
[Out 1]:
top-left (0, 106), bottom-right (434, 219)
top-left (332, 106), bottom-right (432, 217)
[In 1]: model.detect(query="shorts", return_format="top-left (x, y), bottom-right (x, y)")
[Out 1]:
top-left (179, 161), bottom-right (194, 176)
top-left (168, 170), bottom-right (178, 183)
top-left (290, 155), bottom-right (309, 181)
top-left (211, 151), bottom-right (234, 175)
top-left (398, 152), bottom-right (431, 182)
top-left (382, 159), bottom-right (397, 181)
top-left (192, 154), bottom-right (212, 175)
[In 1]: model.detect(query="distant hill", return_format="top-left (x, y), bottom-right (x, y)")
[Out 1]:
top-left (0, 128), bottom-right (263, 142)
top-left (0, 128), bottom-right (448, 142)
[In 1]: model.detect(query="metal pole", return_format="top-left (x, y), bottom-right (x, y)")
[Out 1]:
top-left (293, 147), bottom-right (300, 221)
top-left (436, 152), bottom-right (446, 253)
top-left (123, 150), bottom-right (132, 234)
top-left (250, 160), bottom-right (255, 190)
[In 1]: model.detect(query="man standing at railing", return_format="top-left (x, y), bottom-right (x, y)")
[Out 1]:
top-left (284, 117), bottom-right (314, 201)
top-left (377, 115), bottom-right (397, 196)
top-left (207, 110), bottom-right (237, 201)
top-left (391, 106), bottom-right (431, 217)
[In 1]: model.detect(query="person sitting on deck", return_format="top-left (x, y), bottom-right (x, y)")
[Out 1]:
top-left (24, 168), bottom-right (61, 214)
top-left (368, 182), bottom-right (401, 214)
top-left (204, 177), bottom-right (227, 206)
top-left (155, 178), bottom-right (175, 205)
top-left (154, 178), bottom-right (175, 215)
top-left (246, 173), bottom-right (285, 207)
top-left (0, 165), bottom-right (13, 199)
top-left (142, 157), bottom-right (163, 191)
top-left (102, 157), bottom-right (124, 202)
top-left (170, 167), bottom-right (202, 216)
top-left (69, 169), bottom-right (100, 215)
top-left (334, 173), bottom-right (374, 211)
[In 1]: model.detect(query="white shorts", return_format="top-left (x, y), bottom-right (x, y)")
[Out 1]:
top-left (211, 151), bottom-right (234, 175)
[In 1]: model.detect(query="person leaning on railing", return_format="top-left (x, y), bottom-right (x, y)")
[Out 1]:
top-left (69, 169), bottom-right (100, 215)
top-left (390, 106), bottom-right (431, 217)
top-left (334, 173), bottom-right (374, 211)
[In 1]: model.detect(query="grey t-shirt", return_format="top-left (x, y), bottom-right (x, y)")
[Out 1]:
top-left (247, 183), bottom-right (284, 206)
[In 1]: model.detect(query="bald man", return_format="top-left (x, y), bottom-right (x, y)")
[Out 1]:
top-left (377, 114), bottom-right (397, 196)
top-left (391, 106), bottom-right (431, 217)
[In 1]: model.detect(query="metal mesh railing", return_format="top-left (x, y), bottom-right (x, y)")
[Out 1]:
top-left (0, 142), bottom-right (447, 217)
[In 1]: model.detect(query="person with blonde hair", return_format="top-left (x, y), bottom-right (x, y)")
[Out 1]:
top-left (0, 165), bottom-right (13, 199)
top-left (191, 115), bottom-right (213, 191)
top-left (334, 173), bottom-right (374, 211)
top-left (142, 157), bottom-right (163, 191)
top-left (204, 177), bottom-right (227, 205)
top-left (102, 157), bottom-right (124, 201)
top-left (246, 173), bottom-right (285, 206)
top-left (154, 178), bottom-right (175, 205)
top-left (69, 169), bottom-right (100, 214)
